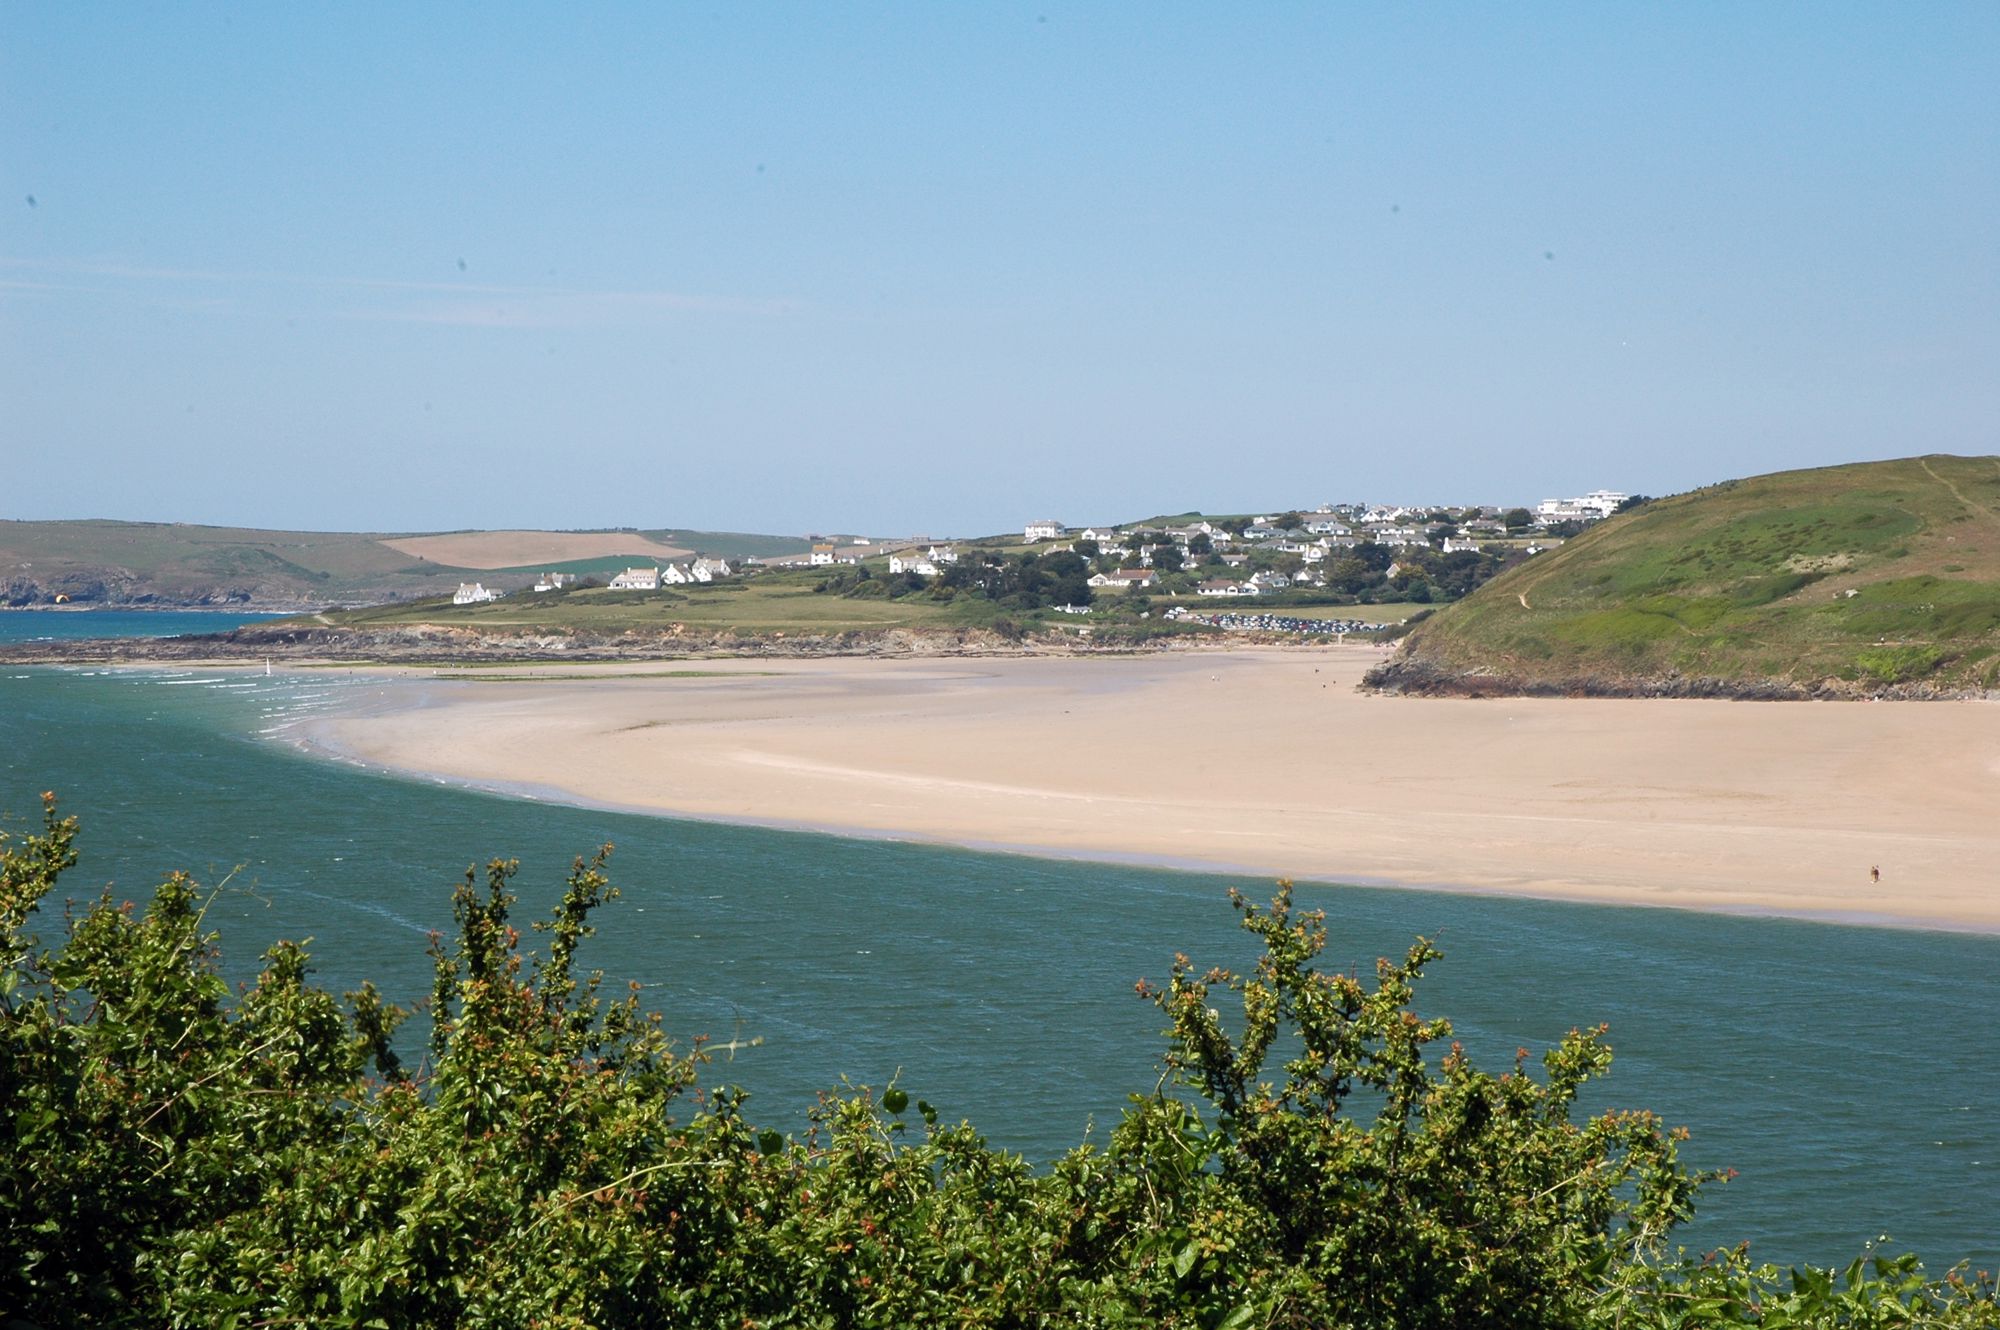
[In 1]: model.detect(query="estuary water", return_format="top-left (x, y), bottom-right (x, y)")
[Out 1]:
top-left (0, 607), bottom-right (280, 643)
top-left (2, 624), bottom-right (1994, 1270)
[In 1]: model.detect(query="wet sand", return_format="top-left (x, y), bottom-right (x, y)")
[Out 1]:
top-left (302, 649), bottom-right (2000, 931)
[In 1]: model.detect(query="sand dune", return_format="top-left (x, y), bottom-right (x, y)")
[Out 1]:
top-left (305, 649), bottom-right (2000, 931)
top-left (379, 530), bottom-right (691, 569)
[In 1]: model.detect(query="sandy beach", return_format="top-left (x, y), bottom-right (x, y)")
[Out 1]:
top-left (303, 649), bottom-right (2000, 931)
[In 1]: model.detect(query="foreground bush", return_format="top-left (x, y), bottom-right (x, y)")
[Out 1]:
top-left (3, 797), bottom-right (1994, 1328)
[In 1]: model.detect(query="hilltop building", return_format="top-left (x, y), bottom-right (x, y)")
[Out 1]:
top-left (1537, 490), bottom-right (1629, 522)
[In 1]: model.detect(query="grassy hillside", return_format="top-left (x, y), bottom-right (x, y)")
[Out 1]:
top-left (1373, 455), bottom-right (2000, 695)
top-left (0, 520), bottom-right (811, 609)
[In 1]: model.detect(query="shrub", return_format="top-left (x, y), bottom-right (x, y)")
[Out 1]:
top-left (3, 800), bottom-right (1994, 1327)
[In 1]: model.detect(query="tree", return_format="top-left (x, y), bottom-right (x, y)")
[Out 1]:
top-left (1351, 540), bottom-right (1396, 572)
top-left (1134, 885), bottom-right (1708, 1327)
top-left (1503, 507), bottom-right (1536, 531)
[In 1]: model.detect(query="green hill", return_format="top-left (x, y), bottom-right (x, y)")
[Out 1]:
top-left (1367, 454), bottom-right (2000, 697)
top-left (0, 520), bottom-right (811, 610)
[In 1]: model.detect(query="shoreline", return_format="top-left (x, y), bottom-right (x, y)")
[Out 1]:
top-left (286, 725), bottom-right (2000, 936)
top-left (272, 651), bottom-right (2000, 935)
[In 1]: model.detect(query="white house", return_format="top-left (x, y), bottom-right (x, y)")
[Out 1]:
top-left (453, 582), bottom-right (500, 605)
top-left (889, 551), bottom-right (940, 577)
top-left (1441, 536), bottom-right (1483, 554)
top-left (1023, 520), bottom-right (1068, 542)
top-left (925, 545), bottom-right (960, 565)
top-left (1536, 490), bottom-right (1628, 522)
top-left (1078, 527), bottom-right (1122, 545)
top-left (692, 557), bottom-right (733, 581)
top-left (608, 567), bottom-right (662, 591)
top-left (808, 543), bottom-right (837, 566)
top-left (1088, 569), bottom-right (1157, 591)
top-left (531, 572), bottom-right (576, 592)
top-left (1196, 578), bottom-right (1260, 598)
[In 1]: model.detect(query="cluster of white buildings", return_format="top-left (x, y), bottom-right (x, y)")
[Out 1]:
top-left (1536, 490), bottom-right (1630, 522)
top-left (1030, 490), bottom-right (1628, 560)
top-left (606, 559), bottom-right (735, 590)
top-left (885, 545), bottom-right (961, 577)
top-left (451, 560), bottom-right (737, 605)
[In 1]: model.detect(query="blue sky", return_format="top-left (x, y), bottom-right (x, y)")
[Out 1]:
top-left (4, 4), bottom-right (1995, 536)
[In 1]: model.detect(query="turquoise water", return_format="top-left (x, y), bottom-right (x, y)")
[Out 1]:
top-left (0, 608), bottom-right (280, 643)
top-left (2, 658), bottom-right (1995, 1269)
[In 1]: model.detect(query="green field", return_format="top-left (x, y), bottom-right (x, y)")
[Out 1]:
top-left (322, 570), bottom-right (984, 635)
top-left (1384, 454), bottom-right (2000, 691)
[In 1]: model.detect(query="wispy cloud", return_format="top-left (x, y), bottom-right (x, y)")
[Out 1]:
top-left (0, 256), bottom-right (801, 326)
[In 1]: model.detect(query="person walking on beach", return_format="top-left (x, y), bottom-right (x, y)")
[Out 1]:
top-left (1870, 865), bottom-right (1881, 883)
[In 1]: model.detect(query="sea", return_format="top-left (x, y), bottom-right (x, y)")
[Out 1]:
top-left (2, 608), bottom-right (1994, 1270)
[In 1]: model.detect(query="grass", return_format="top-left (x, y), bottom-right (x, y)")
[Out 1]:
top-left (317, 570), bottom-right (987, 636)
top-left (1, 519), bottom-right (811, 607)
top-left (1396, 454), bottom-right (2000, 689)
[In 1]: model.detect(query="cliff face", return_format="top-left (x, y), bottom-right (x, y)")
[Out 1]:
top-left (3, 571), bottom-right (263, 608)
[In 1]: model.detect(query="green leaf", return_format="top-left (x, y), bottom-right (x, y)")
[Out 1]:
top-left (1217, 1303), bottom-right (1260, 1330)
top-left (1174, 1240), bottom-right (1200, 1280)
top-left (757, 1129), bottom-right (784, 1155)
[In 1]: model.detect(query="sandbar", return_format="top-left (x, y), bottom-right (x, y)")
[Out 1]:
top-left (301, 649), bottom-right (2000, 932)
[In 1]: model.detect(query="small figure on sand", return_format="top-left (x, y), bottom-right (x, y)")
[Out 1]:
top-left (1870, 865), bottom-right (1881, 883)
